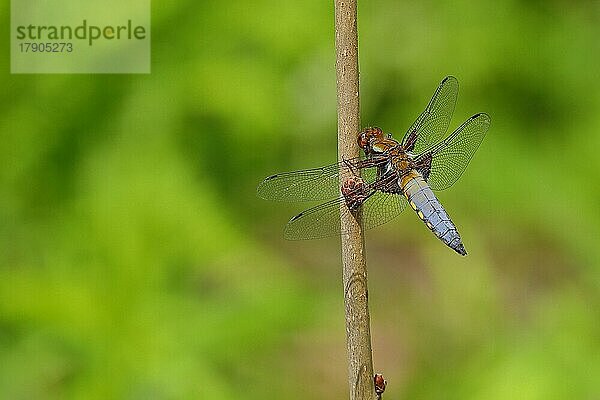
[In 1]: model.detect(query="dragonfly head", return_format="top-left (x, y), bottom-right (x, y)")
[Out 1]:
top-left (358, 127), bottom-right (385, 153)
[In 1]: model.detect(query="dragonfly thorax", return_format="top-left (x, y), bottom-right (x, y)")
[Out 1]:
top-left (389, 149), bottom-right (416, 176)
top-left (359, 126), bottom-right (416, 177)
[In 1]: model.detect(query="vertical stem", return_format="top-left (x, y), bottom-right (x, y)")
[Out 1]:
top-left (334, 1), bottom-right (376, 399)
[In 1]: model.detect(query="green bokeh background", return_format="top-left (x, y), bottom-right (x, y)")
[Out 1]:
top-left (2, 1), bottom-right (599, 399)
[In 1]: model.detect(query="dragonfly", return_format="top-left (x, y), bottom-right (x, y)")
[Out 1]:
top-left (257, 76), bottom-right (490, 255)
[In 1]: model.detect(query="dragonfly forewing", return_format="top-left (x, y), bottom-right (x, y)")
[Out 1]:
top-left (257, 155), bottom-right (387, 202)
top-left (416, 112), bottom-right (490, 191)
top-left (402, 76), bottom-right (459, 154)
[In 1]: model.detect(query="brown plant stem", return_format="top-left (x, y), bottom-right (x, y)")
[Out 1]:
top-left (334, 1), bottom-right (376, 399)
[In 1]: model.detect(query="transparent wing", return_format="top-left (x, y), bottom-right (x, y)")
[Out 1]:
top-left (283, 197), bottom-right (346, 240)
top-left (401, 76), bottom-right (459, 155)
top-left (361, 191), bottom-right (407, 230)
top-left (257, 156), bottom-right (386, 202)
top-left (283, 190), bottom-right (407, 240)
top-left (420, 113), bottom-right (491, 191)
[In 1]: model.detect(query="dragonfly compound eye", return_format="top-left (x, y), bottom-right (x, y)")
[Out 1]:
top-left (358, 127), bottom-right (384, 150)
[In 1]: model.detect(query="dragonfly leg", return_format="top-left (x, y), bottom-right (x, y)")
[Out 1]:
top-left (342, 157), bottom-right (360, 177)
top-left (372, 169), bottom-right (402, 195)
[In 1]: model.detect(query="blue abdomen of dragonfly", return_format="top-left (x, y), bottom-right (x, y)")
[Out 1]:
top-left (402, 174), bottom-right (466, 256)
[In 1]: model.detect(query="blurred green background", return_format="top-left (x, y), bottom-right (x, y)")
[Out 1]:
top-left (2, 1), bottom-right (599, 399)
